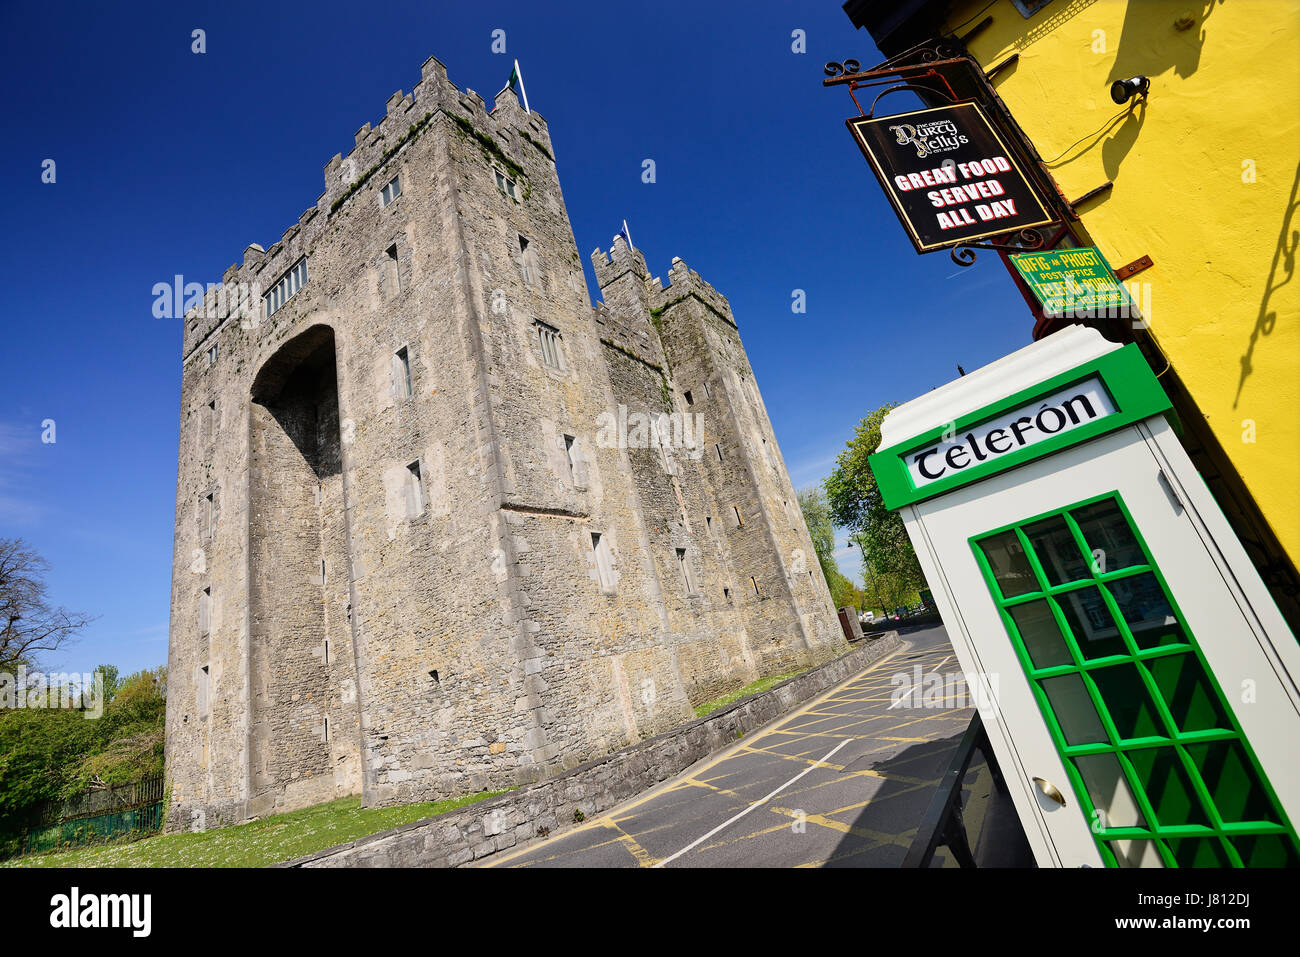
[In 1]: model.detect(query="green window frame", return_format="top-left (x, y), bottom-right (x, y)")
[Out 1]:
top-left (971, 491), bottom-right (1299, 868)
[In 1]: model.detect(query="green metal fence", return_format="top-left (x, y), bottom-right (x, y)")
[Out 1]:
top-left (16, 776), bottom-right (165, 856)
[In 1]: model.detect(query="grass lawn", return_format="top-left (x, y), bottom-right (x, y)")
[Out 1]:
top-left (2, 789), bottom-right (512, 868)
top-left (693, 669), bottom-right (808, 718)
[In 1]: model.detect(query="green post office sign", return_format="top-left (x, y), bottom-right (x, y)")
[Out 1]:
top-left (1010, 246), bottom-right (1131, 317)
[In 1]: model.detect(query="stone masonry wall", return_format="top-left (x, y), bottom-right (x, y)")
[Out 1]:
top-left (165, 54), bottom-right (848, 829)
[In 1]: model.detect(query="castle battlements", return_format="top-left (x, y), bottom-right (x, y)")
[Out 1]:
top-left (181, 55), bottom-right (556, 360)
top-left (590, 238), bottom-right (737, 332)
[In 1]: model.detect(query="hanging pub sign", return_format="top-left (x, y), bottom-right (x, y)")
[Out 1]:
top-left (847, 102), bottom-right (1055, 253)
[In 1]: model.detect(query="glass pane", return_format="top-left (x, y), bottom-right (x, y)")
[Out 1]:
top-left (1126, 747), bottom-right (1212, 828)
top-left (1056, 586), bottom-right (1128, 659)
top-left (1165, 836), bottom-right (1232, 867)
top-left (1072, 499), bottom-right (1145, 572)
top-left (1109, 573), bottom-right (1186, 649)
top-left (1146, 653), bottom-right (1230, 733)
top-left (1107, 839), bottom-right (1165, 868)
top-left (1230, 833), bottom-right (1300, 867)
top-left (1088, 662), bottom-right (1165, 740)
top-left (977, 530), bottom-right (1039, 599)
top-left (1039, 674), bottom-right (1108, 745)
top-left (1185, 740), bottom-right (1280, 825)
top-left (1008, 599), bottom-right (1072, 669)
top-left (1073, 753), bottom-right (1147, 829)
top-left (1024, 515), bottom-right (1090, 585)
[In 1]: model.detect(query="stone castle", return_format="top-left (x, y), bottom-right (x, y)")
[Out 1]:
top-left (165, 54), bottom-right (845, 829)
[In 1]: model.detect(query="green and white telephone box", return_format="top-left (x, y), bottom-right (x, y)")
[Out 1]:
top-left (870, 326), bottom-right (1300, 868)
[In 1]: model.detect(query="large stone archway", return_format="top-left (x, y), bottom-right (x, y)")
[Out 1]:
top-left (248, 324), bottom-right (362, 814)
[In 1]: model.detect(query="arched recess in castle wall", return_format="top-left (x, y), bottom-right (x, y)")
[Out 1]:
top-left (247, 324), bottom-right (362, 815)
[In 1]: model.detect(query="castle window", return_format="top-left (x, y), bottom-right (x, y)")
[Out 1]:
top-left (703, 381), bottom-right (711, 399)
top-left (723, 586), bottom-right (732, 601)
top-left (733, 506), bottom-right (744, 528)
top-left (380, 174), bottom-right (401, 207)
top-left (750, 576), bottom-right (761, 596)
top-left (203, 399), bottom-right (217, 440)
top-left (199, 587), bottom-right (212, 636)
top-left (706, 516), bottom-right (713, 534)
top-left (202, 491), bottom-right (216, 541)
top-left (536, 320), bottom-right (563, 371)
top-left (676, 547), bottom-right (698, 595)
top-left (684, 390), bottom-right (694, 406)
top-left (264, 257), bottom-right (308, 317)
top-left (519, 235), bottom-right (538, 287)
top-left (323, 716), bottom-right (330, 741)
top-left (406, 460), bottom-right (425, 518)
top-left (393, 346), bottom-right (412, 399)
top-left (198, 664), bottom-right (210, 716)
top-left (591, 532), bottom-right (615, 592)
top-left (384, 244), bottom-right (400, 294)
top-left (715, 443), bottom-right (723, 462)
top-left (206, 343), bottom-right (218, 367)
top-left (495, 169), bottom-right (518, 200)
top-left (563, 434), bottom-right (587, 487)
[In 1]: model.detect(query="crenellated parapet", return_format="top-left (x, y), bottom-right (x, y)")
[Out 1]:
top-left (180, 54), bottom-right (557, 363)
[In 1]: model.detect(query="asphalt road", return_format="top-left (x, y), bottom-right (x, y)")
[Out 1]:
top-left (486, 624), bottom-right (986, 868)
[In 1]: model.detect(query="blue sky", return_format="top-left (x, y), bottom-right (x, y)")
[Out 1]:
top-left (0, 0), bottom-right (1037, 674)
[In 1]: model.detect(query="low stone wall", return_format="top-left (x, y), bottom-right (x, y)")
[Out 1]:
top-left (278, 632), bottom-right (902, 868)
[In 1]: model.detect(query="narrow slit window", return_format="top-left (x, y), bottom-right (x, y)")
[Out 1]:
top-left (203, 492), bottom-right (216, 540)
top-left (393, 346), bottom-right (412, 399)
top-left (684, 390), bottom-right (694, 406)
top-left (519, 235), bottom-right (539, 286)
top-left (323, 716), bottom-right (330, 741)
top-left (563, 434), bottom-right (577, 483)
top-left (750, 576), bottom-right (761, 596)
top-left (591, 532), bottom-right (615, 591)
top-left (733, 506), bottom-right (743, 527)
top-left (715, 443), bottom-right (723, 462)
top-left (385, 244), bottom-right (400, 293)
top-left (198, 664), bottom-right (210, 716)
top-left (676, 547), bottom-right (697, 595)
top-left (406, 460), bottom-right (425, 518)
top-left (199, 587), bottom-right (212, 636)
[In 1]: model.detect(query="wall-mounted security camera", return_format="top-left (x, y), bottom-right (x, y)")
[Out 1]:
top-left (1110, 75), bottom-right (1151, 104)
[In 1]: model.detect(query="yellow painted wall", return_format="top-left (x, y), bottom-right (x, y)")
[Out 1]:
top-left (943, 0), bottom-right (1299, 560)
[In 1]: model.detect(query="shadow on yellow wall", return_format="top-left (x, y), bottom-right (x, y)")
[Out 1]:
top-left (1237, 160), bottom-right (1300, 409)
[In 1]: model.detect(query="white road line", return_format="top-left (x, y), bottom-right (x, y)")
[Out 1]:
top-left (888, 653), bottom-right (953, 710)
top-left (653, 738), bottom-right (851, 868)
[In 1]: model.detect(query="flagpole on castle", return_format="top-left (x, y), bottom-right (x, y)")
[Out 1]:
top-left (514, 58), bottom-right (530, 114)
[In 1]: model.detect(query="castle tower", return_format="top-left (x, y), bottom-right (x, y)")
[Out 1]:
top-left (165, 57), bottom-right (845, 828)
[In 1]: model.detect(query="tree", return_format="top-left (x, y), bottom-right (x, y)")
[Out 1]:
top-left (0, 539), bottom-right (94, 673)
top-left (799, 486), bottom-right (865, 611)
top-left (825, 404), bottom-right (927, 603)
top-left (797, 486), bottom-right (838, 585)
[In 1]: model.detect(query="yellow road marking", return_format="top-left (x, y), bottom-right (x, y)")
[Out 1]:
top-left (482, 639), bottom-right (911, 867)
